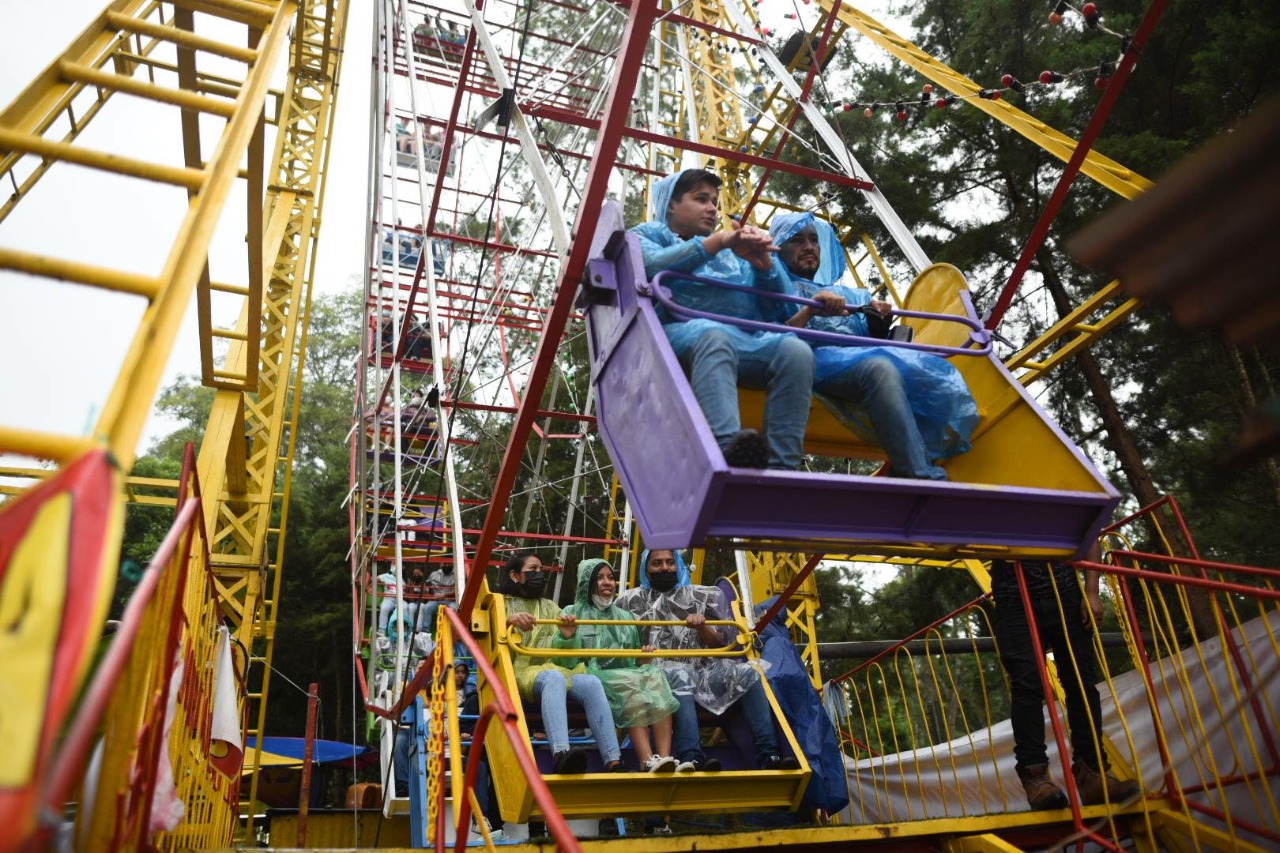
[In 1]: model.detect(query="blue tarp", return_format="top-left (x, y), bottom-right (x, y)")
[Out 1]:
top-left (246, 736), bottom-right (372, 766)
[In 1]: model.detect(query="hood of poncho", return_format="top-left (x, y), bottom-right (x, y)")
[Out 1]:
top-left (636, 548), bottom-right (692, 590)
top-left (769, 211), bottom-right (847, 287)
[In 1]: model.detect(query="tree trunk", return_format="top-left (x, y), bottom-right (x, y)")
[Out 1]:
top-left (1035, 250), bottom-right (1216, 640)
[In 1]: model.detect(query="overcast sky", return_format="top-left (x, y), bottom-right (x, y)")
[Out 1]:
top-left (0, 2), bottom-right (374, 459)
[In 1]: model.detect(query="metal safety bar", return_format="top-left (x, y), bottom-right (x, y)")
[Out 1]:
top-left (648, 269), bottom-right (992, 357)
top-left (508, 617), bottom-right (749, 658)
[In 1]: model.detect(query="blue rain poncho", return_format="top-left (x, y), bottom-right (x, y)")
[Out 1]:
top-left (770, 212), bottom-right (979, 461)
top-left (614, 550), bottom-right (767, 716)
top-left (503, 595), bottom-right (585, 700)
top-left (559, 559), bottom-right (680, 728)
top-left (630, 170), bottom-right (795, 359)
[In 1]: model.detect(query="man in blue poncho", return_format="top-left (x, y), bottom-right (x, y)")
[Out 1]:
top-left (631, 169), bottom-right (814, 470)
top-left (769, 212), bottom-right (979, 479)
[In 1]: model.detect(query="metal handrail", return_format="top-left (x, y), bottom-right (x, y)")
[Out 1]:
top-left (648, 269), bottom-right (993, 357)
top-left (507, 617), bottom-right (750, 659)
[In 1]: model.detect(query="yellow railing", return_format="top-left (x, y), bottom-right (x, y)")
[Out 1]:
top-left (508, 617), bottom-right (751, 659)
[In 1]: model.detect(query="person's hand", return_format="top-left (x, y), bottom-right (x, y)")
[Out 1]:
top-left (557, 612), bottom-right (578, 639)
top-left (716, 221), bottom-right (778, 270)
top-left (685, 613), bottom-right (706, 629)
top-left (867, 299), bottom-right (894, 318)
top-left (1082, 591), bottom-right (1104, 625)
top-left (507, 611), bottom-right (536, 632)
top-left (812, 290), bottom-right (846, 317)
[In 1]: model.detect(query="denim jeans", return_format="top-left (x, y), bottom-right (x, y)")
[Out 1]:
top-left (680, 329), bottom-right (813, 470)
top-left (532, 670), bottom-right (621, 762)
top-left (416, 601), bottom-right (443, 633)
top-left (670, 676), bottom-right (780, 766)
top-left (380, 598), bottom-right (417, 634)
top-left (816, 356), bottom-right (946, 479)
top-left (991, 567), bottom-right (1105, 772)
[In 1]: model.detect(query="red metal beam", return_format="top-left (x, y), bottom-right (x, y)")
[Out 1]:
top-left (983, 0), bottom-right (1170, 331)
top-left (460, 0), bottom-right (662, 621)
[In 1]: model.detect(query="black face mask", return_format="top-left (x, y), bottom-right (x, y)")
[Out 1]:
top-left (515, 571), bottom-right (547, 598)
top-left (648, 571), bottom-right (678, 593)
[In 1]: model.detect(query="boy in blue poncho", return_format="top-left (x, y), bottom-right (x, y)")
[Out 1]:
top-left (769, 212), bottom-right (979, 479)
top-left (631, 169), bottom-right (814, 470)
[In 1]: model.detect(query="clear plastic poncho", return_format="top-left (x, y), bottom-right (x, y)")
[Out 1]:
top-left (614, 550), bottom-right (766, 716)
top-left (559, 559), bottom-right (680, 728)
top-left (503, 595), bottom-right (585, 700)
top-left (770, 212), bottom-right (979, 461)
top-left (630, 170), bottom-right (795, 359)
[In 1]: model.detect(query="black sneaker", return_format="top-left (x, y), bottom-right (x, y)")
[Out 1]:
top-left (692, 757), bottom-right (721, 772)
top-left (760, 754), bottom-right (800, 770)
top-left (552, 747), bottom-right (589, 774)
top-left (722, 429), bottom-right (768, 469)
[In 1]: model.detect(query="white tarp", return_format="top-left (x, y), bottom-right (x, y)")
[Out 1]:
top-left (828, 611), bottom-right (1280, 846)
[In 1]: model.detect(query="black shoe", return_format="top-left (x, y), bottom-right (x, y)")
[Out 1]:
top-left (552, 747), bottom-right (589, 774)
top-left (605, 759), bottom-right (631, 773)
top-left (722, 429), bottom-right (768, 469)
top-left (692, 757), bottom-right (721, 772)
top-left (760, 754), bottom-right (800, 770)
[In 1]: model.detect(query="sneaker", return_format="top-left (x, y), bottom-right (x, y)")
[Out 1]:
top-left (760, 754), bottom-right (800, 771)
top-left (552, 747), bottom-right (589, 775)
top-left (644, 755), bottom-right (678, 774)
top-left (691, 757), bottom-right (721, 772)
top-left (648, 821), bottom-right (673, 836)
top-left (674, 760), bottom-right (697, 773)
top-left (722, 429), bottom-right (768, 469)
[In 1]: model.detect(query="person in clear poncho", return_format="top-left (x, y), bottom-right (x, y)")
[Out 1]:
top-left (498, 552), bottom-right (624, 774)
top-left (615, 549), bottom-right (798, 772)
top-left (630, 168), bottom-right (813, 470)
top-left (559, 558), bottom-right (682, 773)
top-left (769, 212), bottom-right (979, 479)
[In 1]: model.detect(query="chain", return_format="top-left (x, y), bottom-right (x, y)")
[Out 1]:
top-left (424, 645), bottom-right (447, 846)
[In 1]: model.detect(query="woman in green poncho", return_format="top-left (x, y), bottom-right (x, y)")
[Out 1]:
top-left (560, 558), bottom-right (682, 773)
top-left (499, 552), bottom-right (624, 774)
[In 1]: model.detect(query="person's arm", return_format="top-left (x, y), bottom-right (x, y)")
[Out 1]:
top-left (1080, 542), bottom-right (1105, 625)
top-left (786, 290), bottom-right (846, 327)
top-left (551, 609), bottom-right (582, 668)
top-left (634, 226), bottom-right (715, 279)
top-left (685, 589), bottom-right (733, 647)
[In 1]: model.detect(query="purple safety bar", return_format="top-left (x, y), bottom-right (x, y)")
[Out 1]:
top-left (648, 270), bottom-right (993, 358)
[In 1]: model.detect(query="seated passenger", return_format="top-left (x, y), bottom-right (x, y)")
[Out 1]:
top-left (616, 549), bottom-right (799, 772)
top-left (416, 563), bottom-right (455, 635)
top-left (770, 212), bottom-right (979, 479)
top-left (498, 551), bottom-right (625, 774)
top-left (559, 559), bottom-right (681, 773)
top-left (631, 168), bottom-right (813, 470)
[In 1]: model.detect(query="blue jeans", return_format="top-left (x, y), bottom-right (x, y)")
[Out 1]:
top-left (817, 356), bottom-right (946, 479)
top-left (416, 601), bottom-right (445, 633)
top-left (670, 676), bottom-right (779, 766)
top-left (680, 329), bottom-right (813, 470)
top-left (532, 670), bottom-right (621, 762)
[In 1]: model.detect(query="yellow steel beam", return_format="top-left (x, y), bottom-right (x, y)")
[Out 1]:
top-left (57, 60), bottom-right (238, 116)
top-left (104, 11), bottom-right (260, 62)
top-left (826, 3), bottom-right (1152, 201)
top-left (1005, 280), bottom-right (1142, 386)
top-left (0, 127), bottom-right (206, 189)
top-left (941, 833), bottom-right (1023, 853)
top-left (1150, 807), bottom-right (1272, 853)
top-left (0, 247), bottom-right (160, 298)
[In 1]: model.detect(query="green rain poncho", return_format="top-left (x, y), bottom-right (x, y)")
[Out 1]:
top-left (560, 559), bottom-right (680, 728)
top-left (504, 595), bottom-right (585, 700)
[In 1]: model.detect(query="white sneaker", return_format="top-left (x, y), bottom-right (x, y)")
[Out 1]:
top-left (644, 755), bottom-right (678, 774)
top-left (675, 759), bottom-right (697, 773)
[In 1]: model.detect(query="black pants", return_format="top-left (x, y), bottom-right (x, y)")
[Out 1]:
top-left (991, 566), bottom-right (1105, 773)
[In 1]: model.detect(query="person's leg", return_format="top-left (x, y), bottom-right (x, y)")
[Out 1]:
top-left (629, 726), bottom-right (655, 765)
top-left (738, 335), bottom-right (814, 470)
top-left (568, 674), bottom-right (621, 763)
top-left (653, 715), bottom-right (673, 757)
top-left (736, 677), bottom-right (781, 762)
top-left (379, 597), bottom-right (396, 633)
top-left (417, 601), bottom-right (440, 633)
top-left (670, 692), bottom-right (704, 765)
top-left (816, 357), bottom-right (945, 479)
top-left (532, 670), bottom-right (570, 755)
top-left (679, 329), bottom-right (742, 450)
top-left (992, 584), bottom-right (1051, 773)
